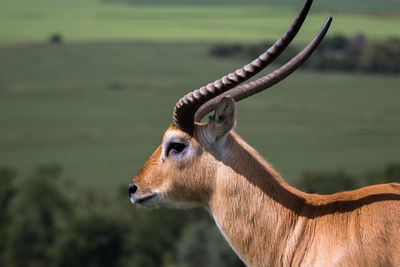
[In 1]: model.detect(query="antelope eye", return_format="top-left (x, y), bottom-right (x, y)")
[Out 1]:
top-left (167, 142), bottom-right (186, 156)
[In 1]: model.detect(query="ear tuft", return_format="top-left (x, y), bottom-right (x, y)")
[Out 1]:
top-left (208, 96), bottom-right (236, 141)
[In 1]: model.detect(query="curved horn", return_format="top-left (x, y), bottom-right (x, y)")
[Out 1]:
top-left (172, 0), bottom-right (314, 133)
top-left (195, 17), bottom-right (333, 122)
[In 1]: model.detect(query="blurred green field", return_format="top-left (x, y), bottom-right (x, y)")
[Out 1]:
top-left (0, 0), bottom-right (399, 44)
top-left (121, 0), bottom-right (400, 12)
top-left (0, 42), bottom-right (399, 189)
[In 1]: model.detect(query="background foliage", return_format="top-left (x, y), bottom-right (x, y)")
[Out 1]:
top-left (0, 164), bottom-right (399, 266)
top-left (211, 35), bottom-right (400, 74)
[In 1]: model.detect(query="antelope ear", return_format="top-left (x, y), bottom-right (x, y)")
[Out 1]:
top-left (208, 96), bottom-right (236, 141)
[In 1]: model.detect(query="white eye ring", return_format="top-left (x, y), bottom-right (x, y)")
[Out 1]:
top-left (166, 142), bottom-right (186, 156)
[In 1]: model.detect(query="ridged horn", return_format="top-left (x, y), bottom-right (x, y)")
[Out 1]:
top-left (195, 17), bottom-right (333, 122)
top-left (172, 0), bottom-right (314, 133)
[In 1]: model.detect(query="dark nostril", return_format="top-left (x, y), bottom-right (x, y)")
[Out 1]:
top-left (128, 183), bottom-right (138, 195)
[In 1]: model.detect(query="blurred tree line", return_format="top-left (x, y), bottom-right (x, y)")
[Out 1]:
top-left (0, 164), bottom-right (244, 267)
top-left (298, 162), bottom-right (400, 194)
top-left (210, 35), bottom-right (400, 74)
top-left (0, 162), bottom-right (399, 267)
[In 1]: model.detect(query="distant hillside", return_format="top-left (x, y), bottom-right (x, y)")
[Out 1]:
top-left (116, 0), bottom-right (400, 13)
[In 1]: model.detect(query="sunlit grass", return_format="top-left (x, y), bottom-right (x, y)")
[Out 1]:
top-left (0, 0), bottom-right (399, 44)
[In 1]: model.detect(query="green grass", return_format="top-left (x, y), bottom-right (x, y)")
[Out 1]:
top-left (0, 0), bottom-right (399, 45)
top-left (1, 42), bottom-right (400, 189)
top-left (120, 0), bottom-right (400, 13)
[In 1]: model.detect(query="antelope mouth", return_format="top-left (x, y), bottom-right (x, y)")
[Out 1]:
top-left (130, 192), bottom-right (158, 205)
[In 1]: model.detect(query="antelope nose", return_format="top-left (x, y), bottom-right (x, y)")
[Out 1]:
top-left (128, 183), bottom-right (138, 195)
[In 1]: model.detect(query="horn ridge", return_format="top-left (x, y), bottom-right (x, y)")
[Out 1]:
top-left (173, 0), bottom-right (314, 133)
top-left (194, 17), bottom-right (333, 122)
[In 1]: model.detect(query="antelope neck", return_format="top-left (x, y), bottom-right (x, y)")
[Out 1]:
top-left (206, 132), bottom-right (311, 266)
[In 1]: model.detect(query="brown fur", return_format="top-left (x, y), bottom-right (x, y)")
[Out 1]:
top-left (132, 124), bottom-right (400, 266)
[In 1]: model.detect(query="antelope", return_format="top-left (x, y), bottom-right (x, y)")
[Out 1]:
top-left (128, 0), bottom-right (400, 266)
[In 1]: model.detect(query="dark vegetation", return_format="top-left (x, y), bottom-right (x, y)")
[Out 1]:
top-left (299, 163), bottom-right (400, 194)
top-left (49, 33), bottom-right (64, 45)
top-left (0, 163), bottom-right (399, 267)
top-left (0, 164), bottom-right (245, 267)
top-left (210, 35), bottom-right (400, 74)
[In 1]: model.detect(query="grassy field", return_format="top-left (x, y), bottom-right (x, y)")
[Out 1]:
top-left (0, 42), bottom-right (399, 189)
top-left (121, 0), bottom-right (400, 12)
top-left (0, 0), bottom-right (399, 45)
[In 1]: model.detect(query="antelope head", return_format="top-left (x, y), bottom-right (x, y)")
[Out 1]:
top-left (129, 0), bottom-right (332, 209)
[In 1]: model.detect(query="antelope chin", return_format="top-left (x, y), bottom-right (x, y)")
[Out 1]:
top-left (130, 192), bottom-right (159, 207)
